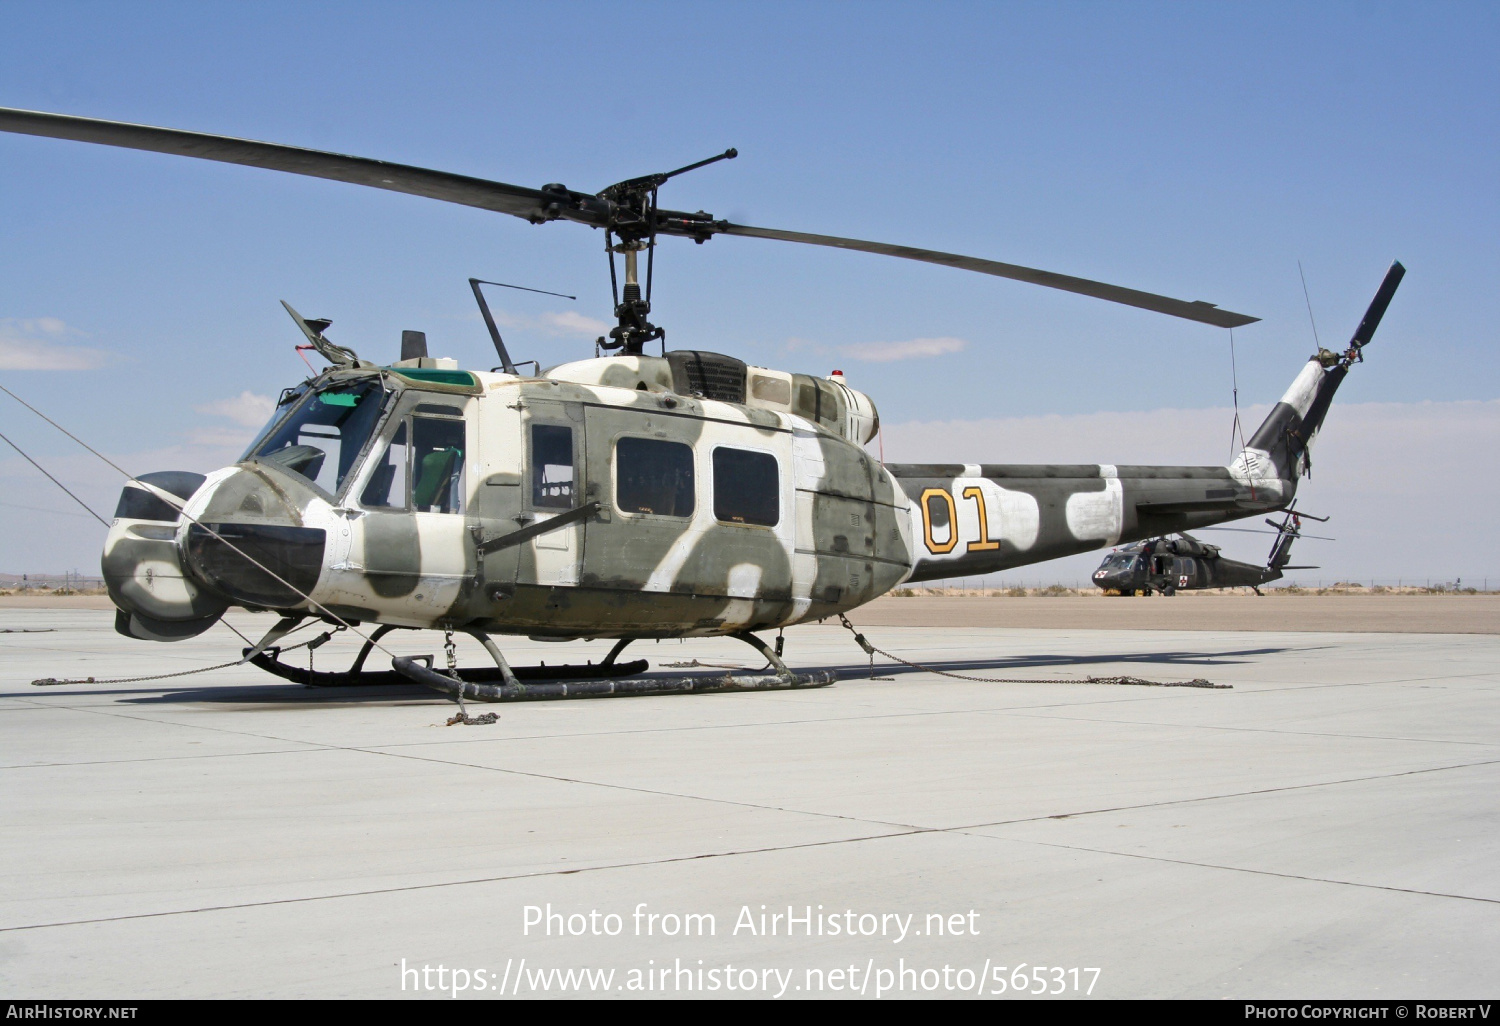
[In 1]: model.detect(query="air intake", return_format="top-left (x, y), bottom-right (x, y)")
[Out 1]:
top-left (666, 350), bottom-right (746, 404)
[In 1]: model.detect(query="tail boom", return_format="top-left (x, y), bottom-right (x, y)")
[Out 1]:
top-left (887, 261), bottom-right (1402, 586)
top-left (889, 462), bottom-right (1286, 584)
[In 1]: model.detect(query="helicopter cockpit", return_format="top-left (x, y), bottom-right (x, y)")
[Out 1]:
top-left (240, 376), bottom-right (470, 516)
top-left (356, 404), bottom-right (467, 515)
top-left (243, 381), bottom-right (387, 498)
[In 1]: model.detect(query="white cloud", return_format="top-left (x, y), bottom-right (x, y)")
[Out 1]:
top-left (194, 391), bottom-right (276, 429)
top-left (877, 398), bottom-right (1500, 583)
top-left (0, 318), bottom-right (108, 371)
top-left (839, 337), bottom-right (968, 362)
top-left (187, 390), bottom-right (276, 451)
top-left (538, 311), bottom-right (611, 337)
top-left (479, 308), bottom-right (611, 339)
top-left (184, 425), bottom-right (261, 449)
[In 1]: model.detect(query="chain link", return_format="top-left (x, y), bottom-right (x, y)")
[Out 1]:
top-left (32, 626), bottom-right (343, 687)
top-left (836, 615), bottom-right (1229, 689)
top-left (32, 659), bottom-right (247, 687)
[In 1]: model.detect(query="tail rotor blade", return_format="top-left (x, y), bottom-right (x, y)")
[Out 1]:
top-left (1349, 261), bottom-right (1406, 350)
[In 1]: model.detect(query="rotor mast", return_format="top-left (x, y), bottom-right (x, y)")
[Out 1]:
top-left (599, 147), bottom-right (738, 355)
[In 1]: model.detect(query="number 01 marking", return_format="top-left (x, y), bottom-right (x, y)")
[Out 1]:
top-left (920, 488), bottom-right (957, 554)
top-left (920, 485), bottom-right (1002, 555)
top-left (962, 486), bottom-right (1000, 552)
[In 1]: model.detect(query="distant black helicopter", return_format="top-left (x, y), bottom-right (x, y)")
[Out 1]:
top-left (1091, 508), bottom-right (1328, 596)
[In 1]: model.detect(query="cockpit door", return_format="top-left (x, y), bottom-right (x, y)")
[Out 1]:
top-left (517, 400), bottom-right (586, 588)
top-left (346, 394), bottom-right (475, 623)
top-left (470, 396), bottom-right (523, 603)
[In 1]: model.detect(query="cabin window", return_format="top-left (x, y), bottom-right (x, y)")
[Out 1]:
top-left (750, 373), bottom-right (791, 405)
top-left (793, 378), bottom-right (842, 426)
top-left (411, 416), bottom-right (466, 514)
top-left (712, 447), bottom-right (779, 526)
top-left (360, 422), bottom-right (409, 509)
top-left (530, 424), bottom-right (574, 509)
top-left (616, 437), bottom-right (694, 517)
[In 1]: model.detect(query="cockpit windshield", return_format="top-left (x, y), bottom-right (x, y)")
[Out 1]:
top-left (1102, 554), bottom-right (1138, 572)
top-left (245, 381), bottom-right (387, 497)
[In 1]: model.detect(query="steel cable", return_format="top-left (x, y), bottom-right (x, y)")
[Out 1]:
top-left (837, 615), bottom-right (1229, 689)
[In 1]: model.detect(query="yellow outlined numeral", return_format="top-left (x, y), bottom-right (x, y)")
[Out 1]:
top-left (919, 487), bottom-right (957, 554)
top-left (962, 486), bottom-right (1000, 552)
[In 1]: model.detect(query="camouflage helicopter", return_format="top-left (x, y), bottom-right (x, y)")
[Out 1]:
top-left (1091, 506), bottom-right (1328, 596)
top-left (0, 107), bottom-right (1405, 701)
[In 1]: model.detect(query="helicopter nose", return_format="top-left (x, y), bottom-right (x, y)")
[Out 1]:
top-left (182, 522), bottom-right (326, 610)
top-left (171, 465), bottom-right (330, 610)
top-left (102, 472), bottom-right (229, 641)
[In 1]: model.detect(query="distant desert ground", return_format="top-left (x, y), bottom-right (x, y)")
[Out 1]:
top-left (2, 591), bottom-right (1495, 634)
top-left (853, 593), bottom-right (1499, 633)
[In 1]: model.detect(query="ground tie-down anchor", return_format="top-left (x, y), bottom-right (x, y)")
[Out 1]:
top-left (444, 629), bottom-right (499, 726)
top-left (838, 615), bottom-right (893, 680)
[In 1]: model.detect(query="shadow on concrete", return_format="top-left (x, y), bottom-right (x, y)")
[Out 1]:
top-left (832, 643), bottom-right (1315, 677)
top-left (2, 642), bottom-right (1317, 706)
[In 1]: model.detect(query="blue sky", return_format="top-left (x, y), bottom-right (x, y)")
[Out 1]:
top-left (0, 1), bottom-right (1496, 576)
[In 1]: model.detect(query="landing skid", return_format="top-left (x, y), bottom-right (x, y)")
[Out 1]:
top-left (246, 626), bottom-right (648, 688)
top-left (244, 625), bottom-right (835, 700)
top-left (392, 655), bottom-right (836, 702)
top-left (248, 649), bottom-right (650, 687)
top-left (395, 629), bottom-right (836, 703)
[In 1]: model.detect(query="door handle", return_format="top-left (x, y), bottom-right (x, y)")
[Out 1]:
top-left (475, 501), bottom-right (601, 556)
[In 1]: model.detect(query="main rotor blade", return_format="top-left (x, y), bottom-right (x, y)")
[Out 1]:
top-left (0, 106), bottom-right (602, 224)
top-left (0, 106), bottom-right (1260, 328)
top-left (716, 223), bottom-right (1258, 328)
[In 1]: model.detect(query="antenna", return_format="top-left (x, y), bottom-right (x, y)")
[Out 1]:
top-left (468, 278), bottom-right (577, 375)
top-left (1298, 260), bottom-right (1322, 350)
